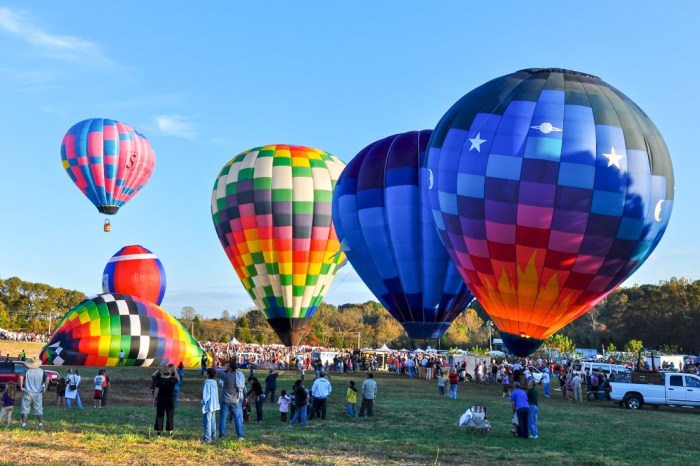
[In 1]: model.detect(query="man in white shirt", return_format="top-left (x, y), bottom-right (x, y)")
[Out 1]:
top-left (19, 359), bottom-right (48, 429)
top-left (311, 372), bottom-right (332, 420)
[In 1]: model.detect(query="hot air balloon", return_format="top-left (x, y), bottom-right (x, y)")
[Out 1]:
top-left (211, 145), bottom-right (346, 346)
top-left (426, 68), bottom-right (674, 356)
top-left (332, 130), bottom-right (474, 339)
top-left (61, 118), bottom-right (156, 221)
top-left (102, 245), bottom-right (167, 305)
top-left (39, 294), bottom-right (204, 367)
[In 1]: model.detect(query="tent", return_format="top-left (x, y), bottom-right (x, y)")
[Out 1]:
top-left (376, 344), bottom-right (391, 352)
top-left (412, 348), bottom-right (425, 353)
top-left (228, 337), bottom-right (241, 345)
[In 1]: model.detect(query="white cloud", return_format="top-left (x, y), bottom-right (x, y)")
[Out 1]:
top-left (0, 7), bottom-right (106, 63)
top-left (154, 114), bottom-right (197, 140)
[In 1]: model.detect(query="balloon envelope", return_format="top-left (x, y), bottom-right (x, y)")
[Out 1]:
top-left (333, 130), bottom-right (474, 339)
top-left (426, 68), bottom-right (674, 356)
top-left (102, 245), bottom-right (166, 305)
top-left (61, 118), bottom-right (155, 215)
top-left (39, 294), bottom-right (204, 367)
top-left (211, 145), bottom-right (346, 346)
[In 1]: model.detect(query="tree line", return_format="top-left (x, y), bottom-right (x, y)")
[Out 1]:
top-left (3, 275), bottom-right (700, 354)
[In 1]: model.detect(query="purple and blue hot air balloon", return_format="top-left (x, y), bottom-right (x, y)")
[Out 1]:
top-left (425, 68), bottom-right (674, 356)
top-left (333, 130), bottom-right (474, 339)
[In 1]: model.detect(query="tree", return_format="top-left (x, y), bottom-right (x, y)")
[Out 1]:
top-left (624, 339), bottom-right (644, 354)
top-left (181, 306), bottom-right (197, 320)
top-left (236, 315), bottom-right (252, 342)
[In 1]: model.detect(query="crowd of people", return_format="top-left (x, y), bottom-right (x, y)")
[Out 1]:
top-left (0, 329), bottom-right (49, 343)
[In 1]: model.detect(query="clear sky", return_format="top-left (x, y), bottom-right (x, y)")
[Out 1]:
top-left (0, 2), bottom-right (698, 319)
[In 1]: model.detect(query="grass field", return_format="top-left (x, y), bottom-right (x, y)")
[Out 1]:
top-left (1, 342), bottom-right (699, 465)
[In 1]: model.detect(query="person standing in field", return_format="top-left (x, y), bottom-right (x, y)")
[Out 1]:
top-left (359, 373), bottom-right (377, 417)
top-left (217, 360), bottom-right (246, 440)
top-left (289, 379), bottom-right (308, 427)
top-left (118, 349), bottom-right (125, 367)
top-left (541, 369), bottom-right (551, 398)
top-left (572, 372), bottom-right (583, 402)
top-left (201, 368), bottom-right (220, 443)
top-left (153, 366), bottom-right (179, 436)
top-left (526, 380), bottom-right (539, 439)
top-left (264, 369), bottom-right (281, 403)
top-left (19, 358), bottom-right (48, 429)
top-left (501, 370), bottom-right (510, 398)
top-left (93, 369), bottom-right (106, 409)
top-left (510, 381), bottom-right (529, 439)
top-left (448, 369), bottom-right (459, 399)
top-left (437, 372), bottom-right (446, 398)
top-left (346, 381), bottom-right (358, 417)
top-left (56, 377), bottom-right (66, 408)
top-left (1, 382), bottom-right (17, 427)
top-left (277, 390), bottom-right (290, 422)
top-left (65, 369), bottom-right (83, 409)
top-left (100, 369), bottom-right (110, 406)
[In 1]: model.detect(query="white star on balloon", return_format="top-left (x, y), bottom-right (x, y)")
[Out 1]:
top-left (469, 132), bottom-right (486, 152)
top-left (603, 146), bottom-right (624, 169)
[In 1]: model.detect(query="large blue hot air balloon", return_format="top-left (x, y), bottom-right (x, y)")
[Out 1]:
top-left (426, 68), bottom-right (674, 356)
top-left (333, 130), bottom-right (474, 339)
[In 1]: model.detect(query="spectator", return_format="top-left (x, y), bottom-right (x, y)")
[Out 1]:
top-left (217, 361), bottom-right (246, 440)
top-left (201, 368), bottom-right (220, 443)
top-left (311, 372), bottom-right (332, 420)
top-left (510, 381), bottom-right (529, 439)
top-left (359, 373), bottom-right (377, 417)
top-left (526, 380), bottom-right (539, 439)
top-left (289, 380), bottom-right (308, 427)
top-left (65, 369), bottom-right (83, 409)
top-left (1, 382), bottom-right (17, 427)
top-left (448, 369), bottom-right (459, 399)
top-left (437, 373), bottom-right (446, 398)
top-left (264, 369), bottom-right (281, 403)
top-left (153, 366), bottom-right (178, 437)
top-left (277, 390), bottom-right (290, 422)
top-left (19, 358), bottom-right (48, 429)
top-left (248, 377), bottom-right (264, 423)
top-left (93, 369), bottom-right (106, 409)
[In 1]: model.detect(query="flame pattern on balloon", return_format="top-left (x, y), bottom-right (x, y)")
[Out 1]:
top-left (61, 118), bottom-right (156, 215)
top-left (102, 245), bottom-right (167, 305)
top-left (39, 294), bottom-right (204, 367)
top-left (333, 130), bottom-right (474, 339)
top-left (211, 145), bottom-right (346, 346)
top-left (426, 68), bottom-right (674, 355)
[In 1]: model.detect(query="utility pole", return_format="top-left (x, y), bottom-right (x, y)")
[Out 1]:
top-left (487, 321), bottom-right (493, 351)
top-left (357, 332), bottom-right (361, 349)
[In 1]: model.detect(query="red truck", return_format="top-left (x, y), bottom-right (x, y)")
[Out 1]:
top-left (0, 361), bottom-right (60, 390)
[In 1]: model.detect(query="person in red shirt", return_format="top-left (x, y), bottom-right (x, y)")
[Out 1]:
top-left (448, 369), bottom-right (459, 399)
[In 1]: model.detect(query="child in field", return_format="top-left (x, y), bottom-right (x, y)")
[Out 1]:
top-left (94, 369), bottom-right (106, 408)
top-left (56, 377), bottom-right (66, 407)
top-left (277, 390), bottom-right (290, 422)
top-left (1, 382), bottom-right (17, 426)
top-left (437, 373), bottom-right (447, 397)
top-left (501, 371), bottom-right (510, 397)
top-left (346, 381), bottom-right (358, 417)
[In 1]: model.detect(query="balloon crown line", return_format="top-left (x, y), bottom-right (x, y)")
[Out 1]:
top-left (520, 68), bottom-right (600, 80)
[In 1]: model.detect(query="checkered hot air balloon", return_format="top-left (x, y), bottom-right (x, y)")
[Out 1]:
top-left (102, 245), bottom-right (166, 305)
top-left (332, 130), bottom-right (474, 339)
top-left (211, 145), bottom-right (346, 346)
top-left (39, 294), bottom-right (204, 367)
top-left (426, 68), bottom-right (674, 356)
top-left (61, 118), bottom-right (156, 216)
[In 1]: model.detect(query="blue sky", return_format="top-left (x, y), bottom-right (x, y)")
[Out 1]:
top-left (0, 2), bottom-right (698, 319)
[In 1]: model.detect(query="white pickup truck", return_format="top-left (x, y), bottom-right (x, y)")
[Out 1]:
top-left (609, 372), bottom-right (700, 409)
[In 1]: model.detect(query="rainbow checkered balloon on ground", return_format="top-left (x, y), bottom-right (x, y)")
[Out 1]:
top-left (39, 294), bottom-right (204, 367)
top-left (426, 68), bottom-right (674, 356)
top-left (61, 118), bottom-right (156, 215)
top-left (211, 145), bottom-right (346, 346)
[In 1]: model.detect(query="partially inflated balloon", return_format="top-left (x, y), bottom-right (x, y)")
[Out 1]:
top-left (333, 130), bottom-right (474, 339)
top-left (61, 118), bottom-right (156, 215)
top-left (39, 294), bottom-right (204, 367)
top-left (102, 245), bottom-right (166, 305)
top-left (426, 68), bottom-right (674, 356)
top-left (211, 145), bottom-right (346, 346)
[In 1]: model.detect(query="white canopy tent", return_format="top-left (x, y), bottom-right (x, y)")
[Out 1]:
top-left (376, 344), bottom-right (391, 352)
top-left (228, 337), bottom-right (241, 345)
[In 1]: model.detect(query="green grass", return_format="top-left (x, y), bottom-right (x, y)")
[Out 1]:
top-left (2, 363), bottom-right (699, 465)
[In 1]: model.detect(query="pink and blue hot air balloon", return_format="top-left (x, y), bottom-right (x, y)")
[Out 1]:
top-left (425, 68), bottom-right (674, 356)
top-left (61, 118), bottom-right (156, 216)
top-left (333, 130), bottom-right (474, 339)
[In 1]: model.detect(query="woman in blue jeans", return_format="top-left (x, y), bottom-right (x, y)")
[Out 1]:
top-left (289, 380), bottom-right (307, 426)
top-left (65, 369), bottom-right (83, 409)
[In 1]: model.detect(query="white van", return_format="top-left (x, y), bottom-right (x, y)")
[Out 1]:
top-left (578, 361), bottom-right (631, 376)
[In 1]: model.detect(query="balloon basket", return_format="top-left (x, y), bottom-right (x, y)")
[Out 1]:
top-left (104, 219), bottom-right (111, 233)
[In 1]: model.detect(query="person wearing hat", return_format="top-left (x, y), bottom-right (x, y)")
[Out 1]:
top-left (509, 381), bottom-right (529, 439)
top-left (19, 358), bottom-right (48, 429)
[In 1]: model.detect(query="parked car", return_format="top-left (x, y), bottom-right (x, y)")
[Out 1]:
top-left (610, 371), bottom-right (700, 409)
top-left (0, 361), bottom-right (60, 390)
top-left (527, 366), bottom-right (545, 384)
